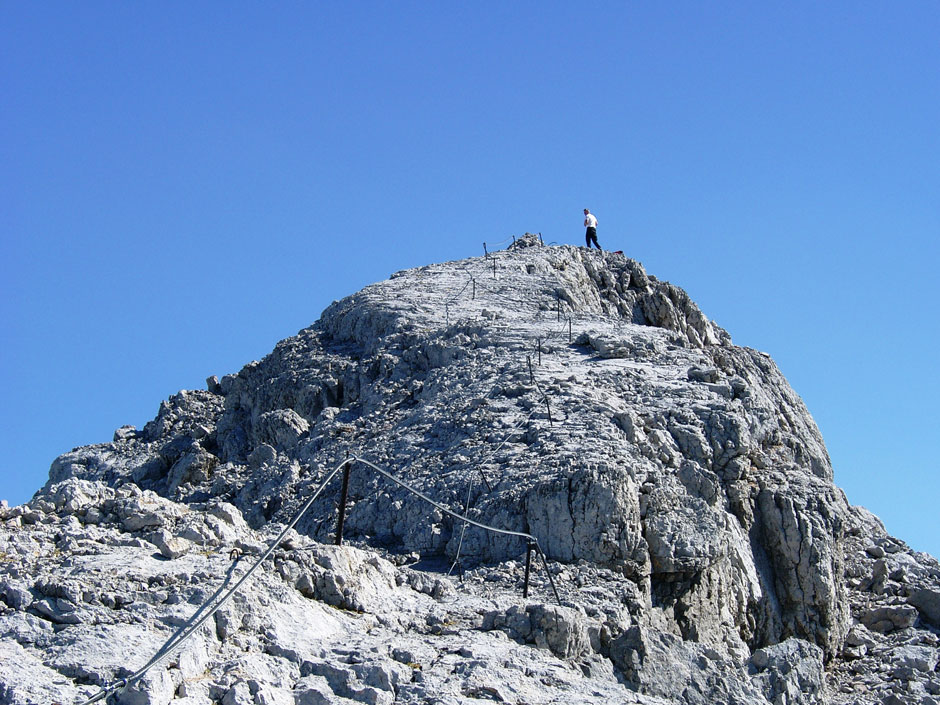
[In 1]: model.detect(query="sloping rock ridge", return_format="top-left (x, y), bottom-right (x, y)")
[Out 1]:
top-left (2, 236), bottom-right (938, 704)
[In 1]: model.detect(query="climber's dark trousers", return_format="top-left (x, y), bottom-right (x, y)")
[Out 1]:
top-left (585, 227), bottom-right (601, 250)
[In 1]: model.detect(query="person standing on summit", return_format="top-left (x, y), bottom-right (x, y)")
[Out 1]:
top-left (583, 208), bottom-right (601, 250)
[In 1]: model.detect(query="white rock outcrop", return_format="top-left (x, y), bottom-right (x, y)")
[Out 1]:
top-left (2, 240), bottom-right (938, 704)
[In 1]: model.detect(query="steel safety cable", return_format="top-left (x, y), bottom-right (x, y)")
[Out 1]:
top-left (532, 311), bottom-right (573, 345)
top-left (437, 267), bottom-right (571, 482)
top-left (467, 276), bottom-right (517, 304)
top-left (115, 555), bottom-right (243, 695)
top-left (479, 403), bottom-right (541, 465)
top-left (391, 347), bottom-right (542, 493)
top-left (79, 456), bottom-right (354, 705)
top-left (443, 275), bottom-right (473, 308)
top-left (533, 542), bottom-right (562, 605)
top-left (351, 455), bottom-right (539, 543)
top-left (447, 475), bottom-right (474, 577)
top-left (374, 373), bottom-right (530, 495)
top-left (529, 374), bottom-right (556, 417)
top-left (351, 455), bottom-right (562, 605)
top-left (442, 274), bottom-right (476, 327)
top-left (550, 315), bottom-right (573, 342)
top-left (483, 235), bottom-right (515, 248)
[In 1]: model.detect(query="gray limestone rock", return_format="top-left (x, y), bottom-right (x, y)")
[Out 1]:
top-left (483, 602), bottom-right (593, 660)
top-left (149, 528), bottom-right (192, 559)
top-left (860, 605), bottom-right (919, 634)
top-left (0, 580), bottom-right (33, 610)
top-left (3, 243), bottom-right (938, 705)
top-left (908, 588), bottom-right (940, 628)
top-left (610, 625), bottom-right (770, 704)
top-left (749, 638), bottom-right (825, 704)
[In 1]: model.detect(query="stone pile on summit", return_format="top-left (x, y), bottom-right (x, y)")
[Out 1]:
top-left (2, 235), bottom-right (939, 704)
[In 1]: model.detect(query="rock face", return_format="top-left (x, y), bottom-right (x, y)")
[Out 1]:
top-left (2, 236), bottom-right (939, 704)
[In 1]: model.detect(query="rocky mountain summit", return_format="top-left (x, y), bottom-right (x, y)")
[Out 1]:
top-left (2, 235), bottom-right (939, 705)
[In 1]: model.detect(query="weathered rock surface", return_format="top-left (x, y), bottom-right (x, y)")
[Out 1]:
top-left (2, 238), bottom-right (938, 704)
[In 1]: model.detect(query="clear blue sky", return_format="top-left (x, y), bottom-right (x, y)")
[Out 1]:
top-left (2, 3), bottom-right (938, 556)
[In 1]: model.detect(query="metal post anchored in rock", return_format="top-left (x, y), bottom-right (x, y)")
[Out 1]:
top-left (483, 242), bottom-right (488, 259)
top-left (527, 355), bottom-right (534, 384)
top-left (492, 256), bottom-right (497, 278)
top-left (523, 542), bottom-right (534, 598)
top-left (568, 317), bottom-right (572, 343)
top-left (535, 544), bottom-right (562, 605)
top-left (335, 456), bottom-right (352, 546)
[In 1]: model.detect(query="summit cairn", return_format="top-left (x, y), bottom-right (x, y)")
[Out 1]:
top-left (1, 243), bottom-right (938, 704)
